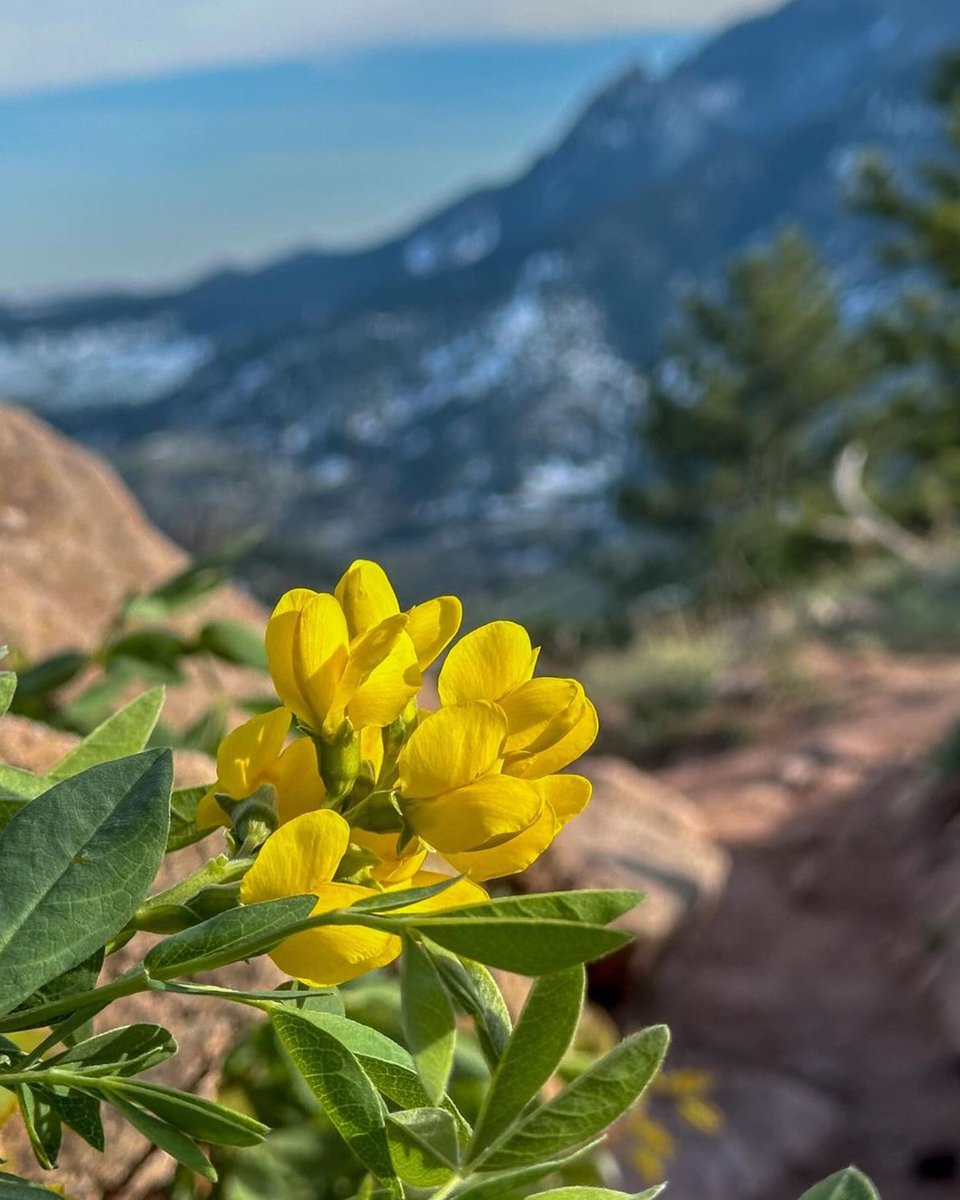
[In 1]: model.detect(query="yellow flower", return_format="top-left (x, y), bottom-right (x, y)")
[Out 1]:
top-left (335, 559), bottom-right (462, 671)
top-left (240, 810), bottom-right (484, 986)
top-left (438, 620), bottom-right (598, 777)
top-left (266, 588), bottom-right (420, 738)
top-left (444, 773), bottom-right (591, 881)
top-left (348, 826), bottom-right (428, 884)
top-left (196, 708), bottom-right (325, 830)
top-left (397, 701), bottom-right (544, 855)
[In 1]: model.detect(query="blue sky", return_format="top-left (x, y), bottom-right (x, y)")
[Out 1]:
top-left (0, 3), bottom-right (775, 296)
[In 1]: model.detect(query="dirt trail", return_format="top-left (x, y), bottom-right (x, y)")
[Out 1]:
top-left (634, 649), bottom-right (960, 1199)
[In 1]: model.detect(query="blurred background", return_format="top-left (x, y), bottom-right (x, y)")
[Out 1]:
top-left (3, 0), bottom-right (960, 1197)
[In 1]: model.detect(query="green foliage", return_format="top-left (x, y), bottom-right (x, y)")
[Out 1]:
top-left (470, 967), bottom-right (584, 1155)
top-left (272, 1008), bottom-right (401, 1193)
top-left (622, 228), bottom-right (872, 598)
top-left (850, 53), bottom-right (960, 534)
top-left (798, 1167), bottom-right (880, 1200)
top-left (1, 542), bottom-right (267, 742)
top-left (476, 1026), bottom-right (669, 1171)
top-left (401, 938), bottom-right (457, 1104)
top-left (0, 750), bottom-right (171, 1014)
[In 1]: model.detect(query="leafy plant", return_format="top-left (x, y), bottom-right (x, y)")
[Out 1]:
top-left (0, 560), bottom-right (882, 1199)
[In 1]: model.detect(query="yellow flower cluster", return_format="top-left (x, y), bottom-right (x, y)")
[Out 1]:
top-left (196, 560), bottom-right (597, 986)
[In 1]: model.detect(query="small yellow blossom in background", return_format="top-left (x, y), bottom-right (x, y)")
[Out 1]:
top-left (240, 809), bottom-right (484, 986)
top-left (626, 1069), bottom-right (724, 1183)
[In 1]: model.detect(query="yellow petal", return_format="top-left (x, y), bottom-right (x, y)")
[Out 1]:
top-left (537, 772), bottom-right (593, 824)
top-left (445, 806), bottom-right (559, 881)
top-left (349, 827), bottom-right (428, 883)
top-left (405, 596), bottom-right (463, 670)
top-left (215, 707), bottom-right (291, 797)
top-left (499, 677), bottom-right (580, 758)
top-left (398, 701), bottom-right (506, 798)
top-left (195, 786), bottom-right (229, 831)
top-left (240, 809), bottom-right (350, 903)
top-left (295, 593), bottom-right (350, 731)
top-left (265, 588), bottom-right (320, 725)
top-left (271, 737), bottom-right (327, 825)
top-left (269, 881), bottom-right (401, 986)
top-left (343, 624), bottom-right (420, 731)
top-left (443, 774), bottom-right (591, 881)
top-left (505, 695), bottom-right (598, 779)
top-left (360, 725), bottom-right (385, 783)
top-left (437, 620), bottom-right (538, 705)
top-left (404, 774), bottom-right (543, 854)
top-left (390, 870), bottom-right (488, 911)
top-left (335, 559), bottom-right (401, 639)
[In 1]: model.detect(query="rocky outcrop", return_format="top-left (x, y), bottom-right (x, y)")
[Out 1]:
top-left (524, 756), bottom-right (730, 980)
top-left (0, 404), bottom-right (272, 728)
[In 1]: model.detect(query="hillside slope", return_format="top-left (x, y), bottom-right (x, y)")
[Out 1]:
top-left (2, 0), bottom-right (958, 603)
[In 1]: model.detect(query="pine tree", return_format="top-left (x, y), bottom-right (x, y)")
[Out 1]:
top-left (852, 52), bottom-right (960, 533)
top-left (621, 228), bottom-right (872, 598)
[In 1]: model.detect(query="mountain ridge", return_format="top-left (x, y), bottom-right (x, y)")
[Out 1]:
top-left (2, 0), bottom-right (959, 610)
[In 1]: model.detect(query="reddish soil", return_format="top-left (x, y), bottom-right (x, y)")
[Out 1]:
top-left (632, 649), bottom-right (960, 1198)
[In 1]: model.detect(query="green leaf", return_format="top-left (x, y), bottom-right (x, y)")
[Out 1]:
top-left (479, 1025), bottom-right (669, 1170)
top-left (799, 1168), bottom-right (880, 1200)
top-left (470, 967), bottom-right (585, 1156)
top-left (11, 653), bottom-right (88, 702)
top-left (51, 1024), bottom-right (176, 1077)
top-left (15, 947), bottom-right (104, 1020)
top-left (46, 688), bottom-right (166, 782)
top-left (103, 630), bottom-right (190, 674)
top-left (272, 1008), bottom-right (399, 1191)
top-left (0, 1169), bottom-right (69, 1197)
top-left (108, 1079), bottom-right (267, 1146)
top-left (348, 875), bottom-right (462, 913)
top-left (105, 1090), bottom-right (216, 1181)
top-left (143, 894), bottom-right (317, 979)
top-left (530, 1190), bottom-right (666, 1200)
top-left (400, 917), bottom-right (631, 976)
top-left (448, 1145), bottom-right (606, 1200)
top-left (0, 673), bottom-right (15, 719)
top-left (0, 766), bottom-right (45, 802)
top-left (195, 620), bottom-right (268, 670)
top-left (400, 891), bottom-right (643, 928)
top-left (432, 952), bottom-right (512, 1066)
top-left (386, 1107), bottom-right (459, 1187)
top-left (402, 938), bottom-right (456, 1104)
top-left (39, 1086), bottom-right (104, 1152)
top-left (285, 1010), bottom-right (469, 1134)
top-left (149, 979), bottom-right (344, 1013)
top-left (166, 784), bottom-right (215, 853)
top-left (0, 749), bottom-right (172, 1015)
top-left (16, 1086), bottom-right (61, 1170)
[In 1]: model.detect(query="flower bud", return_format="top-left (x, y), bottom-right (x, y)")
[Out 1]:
top-left (315, 721), bottom-right (361, 804)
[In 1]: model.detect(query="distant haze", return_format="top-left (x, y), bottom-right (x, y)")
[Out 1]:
top-left (0, 2), bottom-right (775, 95)
top-left (0, 35), bottom-right (702, 295)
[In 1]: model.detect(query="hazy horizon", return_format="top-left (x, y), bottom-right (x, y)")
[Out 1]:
top-left (1, 32), bottom-right (709, 300)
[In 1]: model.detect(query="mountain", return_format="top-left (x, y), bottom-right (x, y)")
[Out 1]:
top-left (2, 0), bottom-right (958, 613)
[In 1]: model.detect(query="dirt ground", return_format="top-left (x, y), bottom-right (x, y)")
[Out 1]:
top-left (629, 648), bottom-right (960, 1198)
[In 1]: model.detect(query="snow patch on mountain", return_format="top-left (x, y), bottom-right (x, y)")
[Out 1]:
top-left (0, 321), bottom-right (210, 413)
